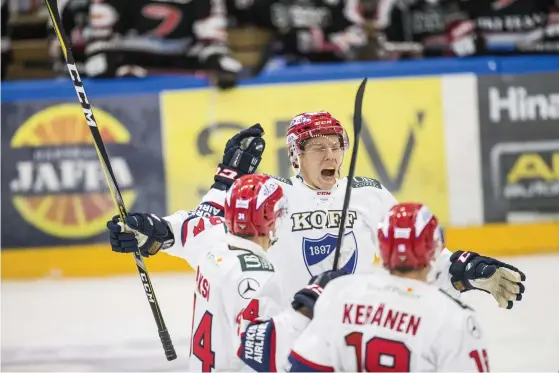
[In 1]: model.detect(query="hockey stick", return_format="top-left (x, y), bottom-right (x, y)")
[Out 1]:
top-left (43, 0), bottom-right (177, 361)
top-left (332, 78), bottom-right (367, 271)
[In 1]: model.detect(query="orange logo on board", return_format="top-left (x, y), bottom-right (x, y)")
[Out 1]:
top-left (9, 104), bottom-right (136, 238)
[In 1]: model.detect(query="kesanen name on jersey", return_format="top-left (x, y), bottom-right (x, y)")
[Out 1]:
top-left (291, 210), bottom-right (357, 231)
top-left (343, 303), bottom-right (422, 336)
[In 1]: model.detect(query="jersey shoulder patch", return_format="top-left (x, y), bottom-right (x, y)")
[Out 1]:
top-left (265, 174), bottom-right (293, 185)
top-left (438, 289), bottom-right (474, 311)
top-left (237, 253), bottom-right (275, 272)
top-left (351, 176), bottom-right (382, 189)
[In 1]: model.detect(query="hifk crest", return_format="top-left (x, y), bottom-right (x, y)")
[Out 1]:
top-left (302, 232), bottom-right (358, 276)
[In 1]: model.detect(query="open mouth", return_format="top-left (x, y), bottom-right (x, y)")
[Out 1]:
top-left (321, 168), bottom-right (336, 178)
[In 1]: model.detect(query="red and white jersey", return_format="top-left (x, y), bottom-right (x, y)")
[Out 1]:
top-left (287, 272), bottom-right (489, 372)
top-left (163, 186), bottom-right (302, 371)
top-left (175, 227), bottom-right (284, 371)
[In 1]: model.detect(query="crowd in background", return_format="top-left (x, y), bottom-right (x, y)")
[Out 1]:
top-left (2, 0), bottom-right (558, 88)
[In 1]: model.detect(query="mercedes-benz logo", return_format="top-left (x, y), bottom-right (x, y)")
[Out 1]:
top-left (238, 278), bottom-right (260, 299)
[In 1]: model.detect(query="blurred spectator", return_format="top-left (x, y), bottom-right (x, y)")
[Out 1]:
top-left (84, 0), bottom-right (241, 89)
top-left (2, 0), bottom-right (13, 80)
top-left (375, 0), bottom-right (461, 60)
top-left (449, 0), bottom-right (559, 56)
top-left (229, 0), bottom-right (369, 65)
top-left (48, 0), bottom-right (89, 76)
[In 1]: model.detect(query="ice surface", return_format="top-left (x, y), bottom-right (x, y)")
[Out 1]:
top-left (2, 254), bottom-right (558, 371)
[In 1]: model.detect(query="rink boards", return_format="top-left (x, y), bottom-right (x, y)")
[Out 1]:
top-left (2, 56), bottom-right (559, 279)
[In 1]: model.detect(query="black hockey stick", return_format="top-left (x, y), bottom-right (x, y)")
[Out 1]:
top-left (332, 78), bottom-right (367, 271)
top-left (43, 0), bottom-right (177, 361)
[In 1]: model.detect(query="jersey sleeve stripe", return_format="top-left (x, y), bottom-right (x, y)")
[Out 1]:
top-left (288, 351), bottom-right (334, 372)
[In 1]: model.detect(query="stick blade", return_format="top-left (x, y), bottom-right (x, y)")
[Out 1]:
top-left (332, 77), bottom-right (368, 270)
top-left (352, 78), bottom-right (367, 136)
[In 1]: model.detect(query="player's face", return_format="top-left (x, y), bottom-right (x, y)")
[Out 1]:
top-left (299, 134), bottom-right (344, 190)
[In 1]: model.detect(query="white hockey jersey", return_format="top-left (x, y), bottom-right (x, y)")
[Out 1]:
top-left (164, 213), bottom-right (287, 371)
top-left (287, 272), bottom-right (489, 372)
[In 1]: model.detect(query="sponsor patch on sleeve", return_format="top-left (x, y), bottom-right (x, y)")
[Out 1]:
top-left (238, 253), bottom-right (275, 272)
top-left (238, 319), bottom-right (277, 372)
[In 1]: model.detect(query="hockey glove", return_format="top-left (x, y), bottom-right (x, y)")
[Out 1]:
top-left (292, 269), bottom-right (349, 318)
top-left (107, 213), bottom-right (173, 257)
top-left (212, 123), bottom-right (266, 191)
top-left (449, 250), bottom-right (526, 309)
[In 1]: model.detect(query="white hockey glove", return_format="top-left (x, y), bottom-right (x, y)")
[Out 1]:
top-left (449, 251), bottom-right (526, 309)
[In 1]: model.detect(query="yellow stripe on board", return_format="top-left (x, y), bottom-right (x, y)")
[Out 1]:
top-left (1, 244), bottom-right (194, 280)
top-left (2, 222), bottom-right (558, 279)
top-left (445, 222), bottom-right (559, 257)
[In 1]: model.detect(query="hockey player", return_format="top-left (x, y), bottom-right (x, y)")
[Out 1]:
top-left (194, 112), bottom-right (526, 308)
top-left (287, 202), bottom-right (491, 372)
top-left (85, 0), bottom-right (242, 88)
top-left (110, 174), bottom-right (289, 370)
top-left (108, 113), bottom-right (525, 316)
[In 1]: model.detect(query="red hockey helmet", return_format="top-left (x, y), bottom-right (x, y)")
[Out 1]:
top-left (224, 174), bottom-right (288, 238)
top-left (378, 203), bottom-right (443, 271)
top-left (286, 111), bottom-right (349, 171)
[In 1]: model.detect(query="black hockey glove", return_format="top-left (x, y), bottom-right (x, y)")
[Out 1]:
top-left (212, 123), bottom-right (266, 191)
top-left (292, 269), bottom-right (349, 318)
top-left (449, 250), bottom-right (526, 309)
top-left (107, 213), bottom-right (173, 258)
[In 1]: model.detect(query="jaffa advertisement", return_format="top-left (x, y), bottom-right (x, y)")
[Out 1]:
top-left (1, 96), bottom-right (166, 249)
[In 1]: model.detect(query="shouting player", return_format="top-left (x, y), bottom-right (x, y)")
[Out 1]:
top-left (178, 112), bottom-right (525, 308)
top-left (110, 112), bottom-right (525, 307)
top-left (287, 202), bottom-right (490, 372)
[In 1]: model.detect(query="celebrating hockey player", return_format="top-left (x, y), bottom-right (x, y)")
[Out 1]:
top-left (108, 111), bottom-right (526, 312)
top-left (287, 202), bottom-right (490, 372)
top-left (193, 112), bottom-right (525, 308)
top-left (110, 174), bottom-right (291, 370)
